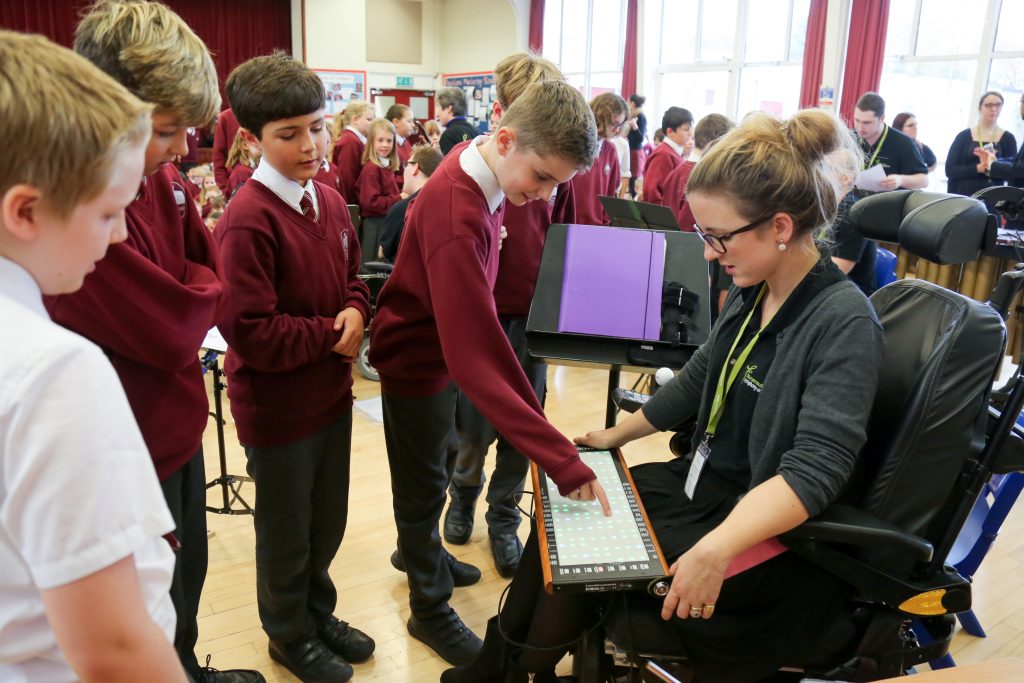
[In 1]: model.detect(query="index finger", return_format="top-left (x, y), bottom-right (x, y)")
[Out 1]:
top-left (592, 480), bottom-right (612, 516)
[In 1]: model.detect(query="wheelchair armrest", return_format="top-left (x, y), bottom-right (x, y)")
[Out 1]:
top-left (362, 261), bottom-right (394, 275)
top-left (781, 504), bottom-right (933, 563)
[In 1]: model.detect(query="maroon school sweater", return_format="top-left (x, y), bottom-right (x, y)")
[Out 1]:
top-left (643, 142), bottom-right (684, 206)
top-left (331, 129), bottom-right (364, 204)
top-left (368, 144), bottom-right (594, 496)
top-left (663, 160), bottom-right (698, 232)
top-left (227, 164), bottom-right (254, 198)
top-left (570, 138), bottom-right (620, 227)
top-left (396, 138), bottom-right (412, 168)
top-left (356, 161), bottom-right (401, 218)
top-left (314, 161), bottom-right (346, 199)
top-left (46, 164), bottom-right (226, 480)
top-left (492, 179), bottom-right (576, 317)
top-left (213, 108), bottom-right (240, 194)
top-left (215, 179), bottom-right (370, 448)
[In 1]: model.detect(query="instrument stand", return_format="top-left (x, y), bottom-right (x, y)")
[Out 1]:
top-left (201, 350), bottom-right (254, 515)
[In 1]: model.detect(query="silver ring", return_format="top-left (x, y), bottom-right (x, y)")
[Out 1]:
top-left (689, 606), bottom-right (703, 618)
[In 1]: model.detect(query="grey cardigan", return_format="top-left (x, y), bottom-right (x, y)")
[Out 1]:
top-left (641, 277), bottom-right (885, 517)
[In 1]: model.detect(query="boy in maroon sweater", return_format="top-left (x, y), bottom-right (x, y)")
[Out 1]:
top-left (441, 53), bottom-right (578, 582)
top-left (571, 92), bottom-right (629, 226)
top-left (369, 79), bottom-right (611, 666)
top-left (216, 53), bottom-right (372, 683)
top-left (642, 106), bottom-right (694, 205)
top-left (45, 3), bottom-right (263, 682)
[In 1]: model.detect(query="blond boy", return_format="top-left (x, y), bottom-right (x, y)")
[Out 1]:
top-left (0, 29), bottom-right (185, 683)
top-left (44, 2), bottom-right (263, 681)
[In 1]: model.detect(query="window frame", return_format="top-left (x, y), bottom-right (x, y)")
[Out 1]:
top-left (543, 0), bottom-right (629, 99)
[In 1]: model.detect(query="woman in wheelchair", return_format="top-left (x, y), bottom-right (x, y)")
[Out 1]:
top-left (441, 109), bottom-right (887, 683)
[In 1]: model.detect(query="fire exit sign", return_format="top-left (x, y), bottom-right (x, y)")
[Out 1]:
top-left (396, 76), bottom-right (413, 87)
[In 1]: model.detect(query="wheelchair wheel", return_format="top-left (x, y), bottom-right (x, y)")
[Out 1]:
top-left (357, 337), bottom-right (379, 382)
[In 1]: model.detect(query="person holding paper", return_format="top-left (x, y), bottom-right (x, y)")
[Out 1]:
top-left (442, 109), bottom-right (885, 683)
top-left (852, 92), bottom-right (928, 194)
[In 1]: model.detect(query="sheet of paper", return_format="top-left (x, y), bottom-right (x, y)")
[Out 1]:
top-left (855, 163), bottom-right (888, 192)
top-left (202, 327), bottom-right (227, 352)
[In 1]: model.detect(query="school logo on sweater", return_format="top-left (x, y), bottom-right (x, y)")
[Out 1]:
top-left (170, 181), bottom-right (188, 219)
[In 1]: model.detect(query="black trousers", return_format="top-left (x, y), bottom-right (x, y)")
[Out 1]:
top-left (381, 384), bottom-right (460, 624)
top-left (450, 317), bottom-right (546, 535)
top-left (159, 448), bottom-right (209, 677)
top-left (244, 413), bottom-right (352, 643)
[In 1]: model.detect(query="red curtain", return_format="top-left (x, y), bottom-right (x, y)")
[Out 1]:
top-left (838, 0), bottom-right (890, 123)
top-left (529, 0), bottom-right (545, 53)
top-left (798, 0), bottom-right (828, 109)
top-left (0, 0), bottom-right (291, 107)
top-left (620, 0), bottom-right (638, 98)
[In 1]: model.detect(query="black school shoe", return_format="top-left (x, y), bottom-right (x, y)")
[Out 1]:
top-left (315, 614), bottom-right (375, 663)
top-left (489, 531), bottom-right (524, 578)
top-left (407, 613), bottom-right (483, 666)
top-left (442, 499), bottom-right (476, 544)
top-left (195, 656), bottom-right (266, 683)
top-left (268, 635), bottom-right (352, 683)
top-left (389, 548), bottom-right (482, 586)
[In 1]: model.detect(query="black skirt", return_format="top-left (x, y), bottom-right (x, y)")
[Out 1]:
top-left (626, 459), bottom-right (852, 682)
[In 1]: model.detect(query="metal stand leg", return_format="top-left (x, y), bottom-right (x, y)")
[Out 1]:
top-left (201, 351), bottom-right (254, 515)
top-left (606, 368), bottom-right (621, 428)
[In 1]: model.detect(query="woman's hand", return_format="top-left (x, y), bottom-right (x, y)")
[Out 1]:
top-left (660, 541), bottom-right (730, 621)
top-left (573, 427), bottom-right (623, 450)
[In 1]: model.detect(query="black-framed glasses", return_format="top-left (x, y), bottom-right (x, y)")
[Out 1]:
top-left (693, 216), bottom-right (773, 254)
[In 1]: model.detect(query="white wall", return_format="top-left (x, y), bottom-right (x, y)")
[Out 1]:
top-left (294, 0), bottom-right (525, 90)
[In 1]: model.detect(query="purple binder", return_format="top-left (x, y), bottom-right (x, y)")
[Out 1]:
top-left (558, 225), bottom-right (666, 340)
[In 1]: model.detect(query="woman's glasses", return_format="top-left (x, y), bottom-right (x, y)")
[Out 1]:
top-left (693, 216), bottom-right (772, 254)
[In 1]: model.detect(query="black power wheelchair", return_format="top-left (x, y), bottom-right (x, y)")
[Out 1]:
top-left (575, 189), bottom-right (1024, 682)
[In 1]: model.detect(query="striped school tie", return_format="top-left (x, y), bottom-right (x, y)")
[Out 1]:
top-left (299, 191), bottom-right (316, 220)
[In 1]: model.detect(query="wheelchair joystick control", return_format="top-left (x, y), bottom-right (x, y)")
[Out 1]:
top-left (650, 579), bottom-right (671, 597)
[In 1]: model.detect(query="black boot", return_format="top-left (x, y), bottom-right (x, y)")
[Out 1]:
top-left (439, 616), bottom-right (527, 683)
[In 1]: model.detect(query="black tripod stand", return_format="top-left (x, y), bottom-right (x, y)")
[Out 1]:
top-left (201, 349), bottom-right (254, 515)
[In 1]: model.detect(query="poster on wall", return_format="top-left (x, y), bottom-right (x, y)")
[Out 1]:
top-left (442, 71), bottom-right (496, 133)
top-left (314, 69), bottom-right (368, 119)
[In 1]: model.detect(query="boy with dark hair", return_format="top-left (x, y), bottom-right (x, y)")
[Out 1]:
top-left (0, 29), bottom-right (185, 683)
top-left (664, 112), bottom-right (736, 231)
top-left (369, 79), bottom-right (611, 666)
top-left (217, 52), bottom-right (372, 683)
top-left (643, 105), bottom-right (694, 205)
top-left (436, 86), bottom-right (481, 155)
top-left (46, 2), bottom-right (262, 681)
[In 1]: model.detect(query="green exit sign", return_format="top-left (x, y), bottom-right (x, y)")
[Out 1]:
top-left (396, 76), bottom-right (413, 87)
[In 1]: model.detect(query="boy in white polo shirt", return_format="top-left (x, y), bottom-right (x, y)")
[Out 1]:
top-left (0, 30), bottom-right (184, 683)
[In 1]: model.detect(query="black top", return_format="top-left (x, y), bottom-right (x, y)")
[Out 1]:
top-left (858, 124), bottom-right (928, 178)
top-left (945, 127), bottom-right (1019, 197)
top-left (990, 144), bottom-right (1024, 188)
top-left (921, 142), bottom-right (937, 169)
top-left (830, 194), bottom-right (877, 296)
top-left (439, 118), bottom-right (481, 156)
top-left (380, 191), bottom-right (417, 262)
top-left (686, 260), bottom-right (849, 507)
top-left (628, 111), bottom-right (647, 151)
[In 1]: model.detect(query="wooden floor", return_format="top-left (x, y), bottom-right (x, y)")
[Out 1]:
top-left (195, 364), bottom-right (1024, 682)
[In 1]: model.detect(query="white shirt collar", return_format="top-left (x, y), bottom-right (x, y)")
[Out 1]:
top-left (397, 134), bottom-right (407, 146)
top-left (459, 136), bottom-right (504, 214)
top-left (0, 256), bottom-right (47, 319)
top-left (346, 125), bottom-right (367, 145)
top-left (663, 137), bottom-right (686, 157)
top-left (251, 157), bottom-right (319, 217)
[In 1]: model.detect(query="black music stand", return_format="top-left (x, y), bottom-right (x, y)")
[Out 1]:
top-left (201, 330), bottom-right (254, 516)
top-left (526, 224), bottom-right (710, 427)
top-left (599, 196), bottom-right (680, 231)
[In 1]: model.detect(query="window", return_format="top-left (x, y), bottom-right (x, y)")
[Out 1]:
top-left (881, 0), bottom-right (1024, 192)
top-left (543, 0), bottom-right (627, 100)
top-left (647, 0), bottom-right (809, 137)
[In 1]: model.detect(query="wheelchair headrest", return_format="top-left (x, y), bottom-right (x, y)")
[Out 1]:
top-left (850, 190), bottom-right (995, 265)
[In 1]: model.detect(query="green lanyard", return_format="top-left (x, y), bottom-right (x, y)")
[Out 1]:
top-left (706, 285), bottom-right (777, 437)
top-left (864, 124), bottom-right (889, 170)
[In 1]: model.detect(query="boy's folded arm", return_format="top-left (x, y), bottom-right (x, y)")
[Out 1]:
top-left (218, 228), bottom-right (338, 372)
top-left (46, 243), bottom-right (221, 371)
top-left (428, 236), bottom-right (595, 495)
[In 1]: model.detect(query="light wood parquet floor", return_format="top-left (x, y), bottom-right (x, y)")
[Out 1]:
top-left (195, 364), bottom-right (1024, 682)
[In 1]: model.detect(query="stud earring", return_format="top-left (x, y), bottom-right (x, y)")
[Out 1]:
top-left (777, 241), bottom-right (787, 252)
